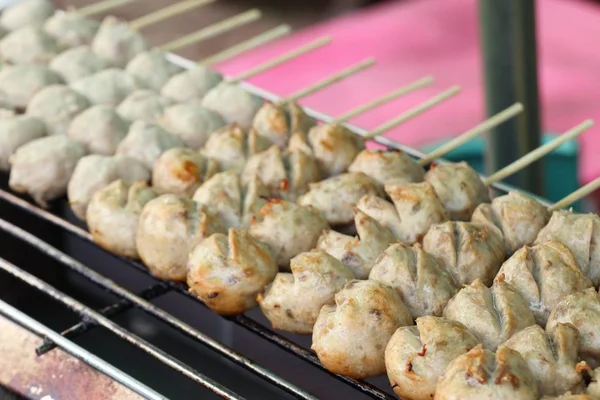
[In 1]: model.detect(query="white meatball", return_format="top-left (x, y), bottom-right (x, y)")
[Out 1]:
top-left (348, 149), bottom-right (425, 188)
top-left (317, 209), bottom-right (394, 279)
top-left (497, 241), bottom-right (592, 326)
top-left (43, 10), bottom-right (99, 48)
top-left (257, 250), bottom-right (354, 334)
top-left (116, 121), bottom-right (185, 169)
top-left (68, 154), bottom-right (150, 220)
top-left (443, 277), bottom-right (535, 351)
top-left (117, 89), bottom-right (174, 123)
top-left (435, 345), bottom-right (539, 400)
top-left (125, 49), bottom-right (184, 91)
top-left (385, 316), bottom-right (479, 400)
top-left (50, 45), bottom-right (109, 83)
top-left (161, 65), bottom-right (223, 103)
top-left (187, 228), bottom-right (278, 315)
top-left (249, 199), bottom-right (329, 269)
top-left (251, 101), bottom-right (316, 149)
top-left (312, 280), bottom-right (413, 379)
top-left (201, 82), bottom-right (263, 128)
top-left (0, 64), bottom-right (63, 110)
top-left (0, 111), bottom-right (46, 171)
top-left (136, 194), bottom-right (224, 281)
top-left (0, 0), bottom-right (55, 31)
top-left (27, 84), bottom-right (90, 135)
top-left (91, 16), bottom-right (150, 68)
top-left (158, 103), bottom-right (225, 149)
top-left (307, 122), bottom-right (365, 177)
top-left (356, 194), bottom-right (403, 240)
top-left (152, 148), bottom-right (218, 196)
top-left (0, 26), bottom-right (61, 65)
top-left (87, 180), bottom-right (158, 259)
top-left (9, 135), bottom-right (86, 207)
top-left (68, 105), bottom-right (129, 155)
top-left (70, 68), bottom-right (145, 107)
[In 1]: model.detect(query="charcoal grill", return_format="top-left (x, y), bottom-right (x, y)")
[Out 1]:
top-left (0, 1), bottom-right (549, 399)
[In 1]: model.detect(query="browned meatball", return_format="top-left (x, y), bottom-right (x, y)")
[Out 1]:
top-left (201, 124), bottom-right (270, 172)
top-left (348, 149), bottom-right (425, 188)
top-left (307, 122), bottom-right (365, 177)
top-left (251, 101), bottom-right (316, 148)
top-left (152, 148), bottom-right (218, 197)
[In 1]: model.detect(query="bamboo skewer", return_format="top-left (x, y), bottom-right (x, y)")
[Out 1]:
top-left (549, 177), bottom-right (600, 212)
top-left (484, 119), bottom-right (594, 185)
top-left (77, 0), bottom-right (139, 17)
top-left (199, 25), bottom-right (292, 66)
top-left (159, 9), bottom-right (262, 52)
top-left (129, 0), bottom-right (216, 31)
top-left (419, 102), bottom-right (524, 166)
top-left (227, 36), bottom-right (333, 83)
top-left (361, 86), bottom-right (462, 141)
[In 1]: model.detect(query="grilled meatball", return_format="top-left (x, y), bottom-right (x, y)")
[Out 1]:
top-left (152, 148), bottom-right (217, 196)
top-left (125, 49), bottom-right (184, 91)
top-left (158, 103), bottom-right (225, 149)
top-left (472, 191), bottom-right (550, 255)
top-left (0, 26), bottom-right (61, 65)
top-left (317, 209), bottom-right (394, 278)
top-left (68, 105), bottom-right (129, 155)
top-left (87, 180), bottom-right (158, 259)
top-left (547, 287), bottom-right (600, 368)
top-left (116, 121), bottom-right (185, 169)
top-left (71, 68), bottom-right (145, 107)
top-left (201, 124), bottom-right (270, 172)
top-left (251, 101), bottom-right (316, 149)
top-left (0, 112), bottom-right (46, 171)
top-left (497, 241), bottom-right (592, 326)
top-left (297, 172), bottom-right (381, 226)
top-left (201, 82), bottom-right (263, 128)
top-left (193, 170), bottom-right (268, 230)
top-left (425, 161), bottom-right (490, 221)
top-left (67, 154), bottom-right (150, 220)
top-left (307, 122), bottom-right (365, 177)
top-left (49, 45), bottom-right (109, 83)
top-left (443, 277), bottom-right (535, 351)
top-left (536, 210), bottom-right (600, 286)
top-left (27, 84), bottom-right (90, 135)
top-left (312, 280), bottom-right (413, 379)
top-left (587, 368), bottom-right (600, 398)
top-left (136, 194), bottom-right (224, 281)
top-left (435, 345), bottom-right (539, 400)
top-left (385, 316), bottom-right (479, 400)
top-left (43, 10), bottom-right (99, 48)
top-left (117, 89), bottom-right (174, 123)
top-left (161, 65), bottom-right (223, 103)
top-left (0, 64), bottom-right (63, 109)
top-left (91, 16), bottom-right (150, 68)
top-left (249, 199), bottom-right (328, 269)
top-left (356, 193), bottom-right (403, 238)
top-left (9, 135), bottom-right (86, 207)
top-left (502, 323), bottom-right (586, 396)
top-left (0, 0), bottom-right (55, 30)
top-left (423, 221), bottom-right (504, 286)
top-left (257, 250), bottom-right (354, 334)
top-left (187, 228), bottom-right (277, 315)
top-left (348, 149), bottom-right (425, 189)
top-left (369, 242), bottom-right (458, 318)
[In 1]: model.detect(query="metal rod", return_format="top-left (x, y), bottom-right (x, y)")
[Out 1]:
top-left (36, 283), bottom-right (172, 356)
top-left (0, 299), bottom-right (168, 400)
top-left (0, 258), bottom-right (243, 400)
top-left (0, 218), bottom-right (317, 400)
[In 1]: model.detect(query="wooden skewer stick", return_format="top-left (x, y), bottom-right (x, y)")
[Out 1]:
top-left (284, 58), bottom-right (376, 103)
top-left (129, 0), bottom-right (216, 31)
top-left (199, 24), bottom-right (292, 66)
top-left (419, 102), bottom-right (524, 166)
top-left (334, 76), bottom-right (435, 124)
top-left (548, 177), bottom-right (600, 212)
top-left (361, 86), bottom-right (462, 141)
top-left (159, 9), bottom-right (262, 52)
top-left (227, 36), bottom-right (333, 83)
top-left (484, 119), bottom-right (594, 185)
top-left (77, 0), bottom-right (140, 17)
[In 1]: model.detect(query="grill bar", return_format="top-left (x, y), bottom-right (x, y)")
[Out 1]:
top-left (0, 299), bottom-right (167, 400)
top-left (0, 258), bottom-right (244, 400)
top-left (36, 282), bottom-right (172, 356)
top-left (0, 216), bottom-right (318, 400)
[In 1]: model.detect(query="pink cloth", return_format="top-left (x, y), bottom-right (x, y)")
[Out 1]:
top-left (216, 0), bottom-right (600, 185)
